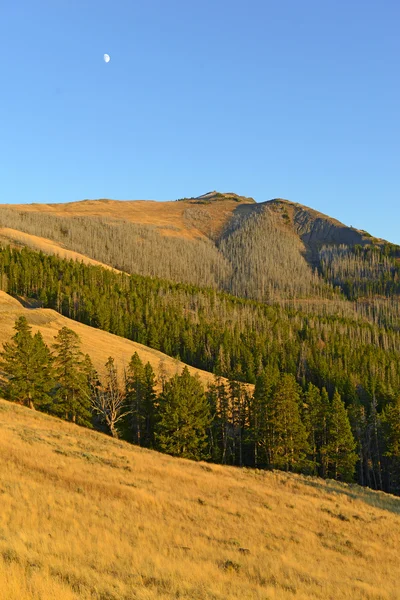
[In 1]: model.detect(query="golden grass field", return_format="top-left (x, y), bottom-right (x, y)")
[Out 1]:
top-left (0, 399), bottom-right (399, 600)
top-left (0, 291), bottom-right (218, 389)
top-left (2, 195), bottom-right (255, 240)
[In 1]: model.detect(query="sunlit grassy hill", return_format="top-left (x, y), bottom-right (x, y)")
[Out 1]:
top-left (0, 398), bottom-right (399, 600)
top-left (0, 291), bottom-right (218, 388)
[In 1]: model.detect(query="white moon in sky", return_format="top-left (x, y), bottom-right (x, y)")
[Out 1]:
top-left (104, 54), bottom-right (110, 63)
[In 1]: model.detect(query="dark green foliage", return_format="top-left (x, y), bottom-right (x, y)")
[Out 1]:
top-left (2, 245), bottom-right (400, 403)
top-left (52, 327), bottom-right (92, 426)
top-left (303, 383), bottom-right (330, 476)
top-left (0, 317), bottom-right (54, 410)
top-left (125, 353), bottom-right (157, 447)
top-left (156, 367), bottom-right (210, 460)
top-left (381, 396), bottom-right (400, 494)
top-left (1, 245), bottom-right (400, 493)
top-left (262, 374), bottom-right (309, 472)
top-left (324, 391), bottom-right (357, 482)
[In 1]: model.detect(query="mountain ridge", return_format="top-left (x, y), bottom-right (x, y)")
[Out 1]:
top-left (0, 194), bottom-right (398, 313)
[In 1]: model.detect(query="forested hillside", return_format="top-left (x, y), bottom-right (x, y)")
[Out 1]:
top-left (1, 196), bottom-right (399, 327)
top-left (1, 244), bottom-right (400, 494)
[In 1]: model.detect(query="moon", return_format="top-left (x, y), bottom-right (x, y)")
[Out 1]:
top-left (103, 54), bottom-right (110, 63)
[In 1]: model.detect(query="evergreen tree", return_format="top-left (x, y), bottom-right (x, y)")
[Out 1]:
top-left (125, 353), bottom-right (156, 447)
top-left (319, 387), bottom-right (330, 477)
top-left (156, 366), bottom-right (210, 460)
top-left (0, 317), bottom-right (54, 410)
top-left (30, 331), bottom-right (55, 411)
top-left (206, 381), bottom-right (220, 462)
top-left (381, 396), bottom-right (400, 494)
top-left (268, 374), bottom-right (309, 472)
top-left (52, 327), bottom-right (92, 426)
top-left (303, 382), bottom-right (330, 476)
top-left (252, 365), bottom-right (280, 468)
top-left (126, 352), bottom-right (145, 445)
top-left (325, 390), bottom-right (357, 482)
top-left (142, 362), bottom-right (157, 447)
top-left (213, 376), bottom-right (232, 464)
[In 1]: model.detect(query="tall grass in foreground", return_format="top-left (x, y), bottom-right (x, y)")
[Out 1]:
top-left (0, 399), bottom-right (399, 600)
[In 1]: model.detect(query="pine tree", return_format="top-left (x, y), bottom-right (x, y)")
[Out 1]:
top-left (30, 331), bottom-right (55, 411)
top-left (156, 366), bottom-right (210, 460)
top-left (125, 353), bottom-right (157, 447)
top-left (325, 390), bottom-right (357, 482)
top-left (319, 387), bottom-right (330, 477)
top-left (142, 362), bottom-right (157, 447)
top-left (268, 374), bottom-right (309, 472)
top-left (211, 376), bottom-right (233, 464)
top-left (206, 381), bottom-right (220, 462)
top-left (0, 317), bottom-right (54, 410)
top-left (252, 365), bottom-right (280, 468)
top-left (126, 352), bottom-right (145, 445)
top-left (52, 327), bottom-right (92, 426)
top-left (381, 396), bottom-right (400, 494)
top-left (303, 382), bottom-right (331, 476)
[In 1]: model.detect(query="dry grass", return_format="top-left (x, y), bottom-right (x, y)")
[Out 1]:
top-left (2, 197), bottom-right (252, 241)
top-left (0, 292), bottom-right (219, 389)
top-left (0, 400), bottom-right (399, 600)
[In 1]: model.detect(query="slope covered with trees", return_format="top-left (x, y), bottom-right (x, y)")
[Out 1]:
top-left (1, 244), bottom-right (400, 494)
top-left (2, 196), bottom-right (400, 330)
top-left (0, 315), bottom-right (360, 487)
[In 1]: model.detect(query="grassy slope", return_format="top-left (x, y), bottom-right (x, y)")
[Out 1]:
top-left (2, 195), bottom-right (255, 241)
top-left (0, 291), bottom-right (217, 389)
top-left (0, 399), bottom-right (399, 600)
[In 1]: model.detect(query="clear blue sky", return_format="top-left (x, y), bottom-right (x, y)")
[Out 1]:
top-left (1, 1), bottom-right (399, 242)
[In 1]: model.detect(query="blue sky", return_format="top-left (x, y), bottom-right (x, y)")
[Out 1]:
top-left (1, 0), bottom-right (399, 242)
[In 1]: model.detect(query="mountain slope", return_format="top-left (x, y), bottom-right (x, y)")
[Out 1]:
top-left (1, 194), bottom-right (399, 321)
top-left (1, 398), bottom-right (399, 600)
top-left (0, 291), bottom-right (219, 389)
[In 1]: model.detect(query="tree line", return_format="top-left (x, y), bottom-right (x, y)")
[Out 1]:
top-left (1, 245), bottom-right (400, 494)
top-left (1, 316), bottom-right (366, 488)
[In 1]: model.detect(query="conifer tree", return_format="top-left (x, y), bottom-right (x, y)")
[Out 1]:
top-left (303, 382), bottom-right (331, 476)
top-left (319, 387), bottom-right (331, 477)
top-left (381, 396), bottom-right (400, 494)
top-left (268, 374), bottom-right (309, 472)
top-left (214, 376), bottom-right (232, 464)
top-left (325, 390), bottom-right (357, 482)
top-left (156, 366), bottom-right (210, 460)
top-left (0, 317), bottom-right (54, 410)
top-left (126, 352), bottom-right (145, 445)
top-left (251, 365), bottom-right (280, 467)
top-left (206, 381), bottom-right (220, 462)
top-left (52, 327), bottom-right (92, 426)
top-left (142, 362), bottom-right (157, 447)
top-left (30, 331), bottom-right (55, 411)
top-left (125, 353), bottom-right (157, 447)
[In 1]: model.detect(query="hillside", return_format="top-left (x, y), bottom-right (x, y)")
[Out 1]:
top-left (1, 192), bottom-right (256, 241)
top-left (0, 227), bottom-right (119, 272)
top-left (1, 194), bottom-right (397, 315)
top-left (1, 398), bottom-right (399, 600)
top-left (0, 291), bottom-right (219, 389)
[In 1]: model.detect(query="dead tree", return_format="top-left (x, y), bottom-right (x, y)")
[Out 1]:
top-left (91, 357), bottom-right (130, 438)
